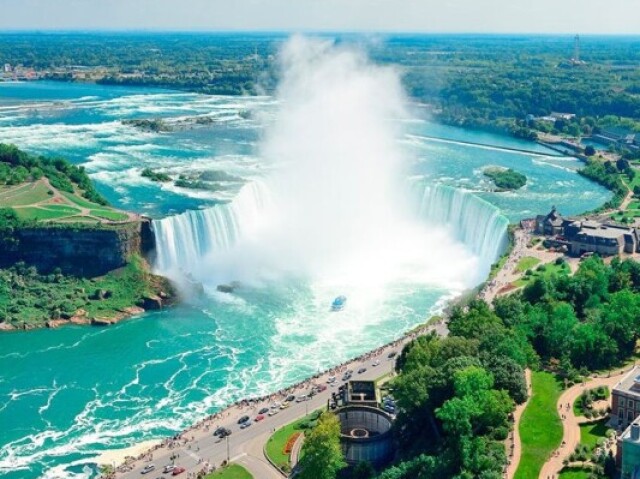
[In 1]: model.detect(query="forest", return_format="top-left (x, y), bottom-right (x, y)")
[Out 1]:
top-left (2, 33), bottom-right (639, 131)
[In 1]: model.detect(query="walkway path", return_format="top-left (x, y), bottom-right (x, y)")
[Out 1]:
top-left (505, 369), bottom-right (532, 479)
top-left (481, 229), bottom-right (562, 303)
top-left (111, 320), bottom-right (448, 479)
top-left (538, 368), bottom-right (632, 479)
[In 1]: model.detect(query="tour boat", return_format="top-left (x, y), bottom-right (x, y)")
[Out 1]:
top-left (331, 296), bottom-right (347, 311)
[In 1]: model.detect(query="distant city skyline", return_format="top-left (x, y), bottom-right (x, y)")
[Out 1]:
top-left (0, 0), bottom-right (638, 34)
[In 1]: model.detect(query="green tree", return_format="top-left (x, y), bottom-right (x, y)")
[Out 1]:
top-left (351, 461), bottom-right (375, 479)
top-left (297, 412), bottom-right (346, 479)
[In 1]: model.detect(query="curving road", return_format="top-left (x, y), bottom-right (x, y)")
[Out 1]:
top-left (113, 322), bottom-right (450, 479)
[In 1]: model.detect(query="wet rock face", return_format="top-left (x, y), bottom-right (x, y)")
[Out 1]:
top-left (0, 219), bottom-right (156, 278)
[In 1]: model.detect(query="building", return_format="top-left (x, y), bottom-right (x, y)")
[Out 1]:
top-left (592, 127), bottom-right (639, 151)
top-left (345, 381), bottom-right (380, 407)
top-left (535, 207), bottom-right (640, 257)
top-left (535, 207), bottom-right (568, 236)
top-left (619, 417), bottom-right (640, 478)
top-left (568, 220), bottom-right (637, 256)
top-left (612, 367), bottom-right (640, 430)
top-left (337, 406), bottom-right (395, 467)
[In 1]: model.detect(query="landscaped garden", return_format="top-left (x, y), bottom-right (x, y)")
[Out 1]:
top-left (265, 410), bottom-right (321, 472)
top-left (513, 258), bottom-right (571, 288)
top-left (515, 371), bottom-right (563, 479)
top-left (204, 464), bottom-right (253, 479)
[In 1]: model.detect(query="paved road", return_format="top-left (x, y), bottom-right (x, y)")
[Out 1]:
top-left (116, 337), bottom-right (411, 479)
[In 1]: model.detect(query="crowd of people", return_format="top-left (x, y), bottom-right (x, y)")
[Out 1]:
top-left (99, 316), bottom-right (441, 479)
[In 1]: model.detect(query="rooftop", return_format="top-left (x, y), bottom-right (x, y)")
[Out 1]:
top-left (614, 366), bottom-right (640, 396)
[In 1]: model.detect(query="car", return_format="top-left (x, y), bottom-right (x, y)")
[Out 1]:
top-left (240, 420), bottom-right (253, 429)
top-left (268, 409), bottom-right (279, 416)
top-left (296, 394), bottom-right (307, 402)
top-left (141, 464), bottom-right (156, 475)
top-left (357, 367), bottom-right (367, 374)
top-left (237, 415), bottom-right (250, 424)
top-left (329, 401), bottom-right (337, 409)
top-left (285, 394), bottom-right (296, 402)
top-left (341, 373), bottom-right (351, 381)
top-left (383, 404), bottom-right (396, 414)
top-left (317, 384), bottom-right (327, 392)
top-left (308, 389), bottom-right (316, 397)
top-left (280, 402), bottom-right (290, 409)
top-left (387, 351), bottom-right (397, 359)
top-left (218, 428), bottom-right (232, 438)
top-left (327, 376), bottom-right (336, 383)
top-left (372, 359), bottom-right (380, 367)
top-left (163, 465), bottom-right (176, 473)
top-left (270, 402), bottom-right (281, 409)
top-left (172, 467), bottom-right (185, 476)
top-left (213, 426), bottom-right (226, 437)
top-left (258, 407), bottom-right (269, 415)
top-left (255, 414), bottom-right (265, 422)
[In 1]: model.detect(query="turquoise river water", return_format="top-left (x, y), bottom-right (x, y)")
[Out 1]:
top-left (0, 81), bottom-right (610, 479)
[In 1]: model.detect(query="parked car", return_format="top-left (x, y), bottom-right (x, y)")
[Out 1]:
top-left (240, 419), bottom-right (253, 429)
top-left (259, 407), bottom-right (269, 415)
top-left (255, 414), bottom-right (265, 422)
top-left (280, 402), bottom-right (290, 409)
top-left (296, 394), bottom-right (307, 402)
top-left (372, 359), bottom-right (380, 367)
top-left (213, 426), bottom-right (226, 437)
top-left (268, 409), bottom-right (279, 416)
top-left (285, 394), bottom-right (296, 402)
top-left (387, 351), bottom-right (397, 359)
top-left (141, 464), bottom-right (155, 475)
top-left (218, 428), bottom-right (232, 438)
top-left (163, 465), bottom-right (176, 473)
top-left (317, 384), bottom-right (327, 392)
top-left (237, 415), bottom-right (250, 424)
top-left (357, 367), bottom-right (367, 374)
top-left (327, 376), bottom-right (336, 383)
top-left (172, 467), bottom-right (185, 476)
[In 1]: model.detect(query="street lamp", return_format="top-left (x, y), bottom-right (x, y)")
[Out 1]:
top-left (226, 434), bottom-right (230, 464)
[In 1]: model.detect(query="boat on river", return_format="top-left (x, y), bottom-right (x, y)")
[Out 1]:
top-left (331, 296), bottom-right (347, 311)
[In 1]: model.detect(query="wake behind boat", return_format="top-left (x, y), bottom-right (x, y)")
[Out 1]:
top-left (331, 295), bottom-right (347, 311)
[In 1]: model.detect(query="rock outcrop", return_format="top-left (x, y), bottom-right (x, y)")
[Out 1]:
top-left (0, 218), bottom-right (156, 277)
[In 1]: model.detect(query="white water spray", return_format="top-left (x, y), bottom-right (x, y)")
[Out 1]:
top-left (155, 37), bottom-right (507, 294)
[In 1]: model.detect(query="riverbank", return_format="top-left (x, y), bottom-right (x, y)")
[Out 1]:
top-left (98, 316), bottom-right (448, 477)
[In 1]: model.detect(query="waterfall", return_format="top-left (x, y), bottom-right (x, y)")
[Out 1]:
top-left (416, 184), bottom-right (509, 266)
top-left (153, 181), bottom-right (509, 277)
top-left (152, 181), bottom-right (272, 273)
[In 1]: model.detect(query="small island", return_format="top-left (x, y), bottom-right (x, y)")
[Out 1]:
top-left (141, 167), bottom-right (172, 182)
top-left (483, 167), bottom-right (527, 191)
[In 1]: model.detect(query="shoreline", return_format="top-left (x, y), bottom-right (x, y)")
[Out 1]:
top-left (96, 314), bottom-right (449, 475)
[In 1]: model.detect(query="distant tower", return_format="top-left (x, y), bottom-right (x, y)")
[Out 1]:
top-left (573, 34), bottom-right (580, 63)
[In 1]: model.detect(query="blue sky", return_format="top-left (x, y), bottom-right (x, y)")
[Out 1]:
top-left (0, 0), bottom-right (638, 34)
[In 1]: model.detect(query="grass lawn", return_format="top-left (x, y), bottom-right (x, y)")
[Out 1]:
top-left (513, 261), bottom-right (571, 288)
top-left (0, 182), bottom-right (52, 206)
top-left (579, 419), bottom-right (609, 451)
top-left (514, 371), bottom-right (563, 479)
top-left (204, 464), bottom-right (252, 479)
top-left (515, 256), bottom-right (541, 273)
top-left (14, 206), bottom-right (78, 221)
top-left (558, 467), bottom-right (592, 479)
top-left (61, 190), bottom-right (103, 208)
top-left (90, 209), bottom-right (129, 221)
top-left (265, 410), bottom-right (321, 469)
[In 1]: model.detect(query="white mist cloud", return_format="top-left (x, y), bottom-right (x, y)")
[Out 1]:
top-left (198, 36), bottom-right (481, 293)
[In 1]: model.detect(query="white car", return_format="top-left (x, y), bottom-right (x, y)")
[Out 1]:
top-left (372, 359), bottom-right (380, 367)
top-left (268, 409), bottom-right (279, 416)
top-left (327, 376), bottom-right (336, 383)
top-left (296, 394), bottom-right (307, 402)
top-left (141, 464), bottom-right (155, 475)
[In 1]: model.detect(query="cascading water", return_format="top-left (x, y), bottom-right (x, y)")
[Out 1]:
top-left (153, 181), bottom-right (272, 274)
top-left (153, 180), bottom-right (509, 282)
top-left (416, 183), bottom-right (509, 267)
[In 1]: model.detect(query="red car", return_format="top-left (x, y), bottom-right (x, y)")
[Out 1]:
top-left (172, 467), bottom-right (185, 476)
top-left (255, 414), bottom-right (265, 422)
top-left (317, 384), bottom-right (327, 392)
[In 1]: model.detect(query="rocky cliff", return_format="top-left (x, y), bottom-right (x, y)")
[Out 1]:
top-left (0, 218), bottom-right (156, 277)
